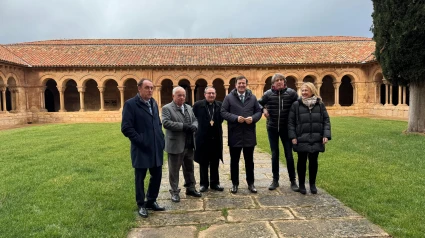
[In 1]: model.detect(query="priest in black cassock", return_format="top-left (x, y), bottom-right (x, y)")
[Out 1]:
top-left (193, 86), bottom-right (224, 192)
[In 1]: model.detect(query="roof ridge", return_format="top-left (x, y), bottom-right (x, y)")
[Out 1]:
top-left (0, 45), bottom-right (31, 66)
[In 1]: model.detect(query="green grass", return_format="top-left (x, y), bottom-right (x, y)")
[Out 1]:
top-left (1, 118), bottom-right (424, 238)
top-left (0, 123), bottom-right (136, 238)
top-left (256, 117), bottom-right (425, 238)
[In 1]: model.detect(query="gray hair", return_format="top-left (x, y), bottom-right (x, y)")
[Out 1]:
top-left (172, 86), bottom-right (185, 95)
top-left (271, 73), bottom-right (286, 84)
top-left (204, 86), bottom-right (216, 93)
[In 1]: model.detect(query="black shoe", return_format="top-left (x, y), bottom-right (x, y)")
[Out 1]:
top-left (310, 184), bottom-right (318, 194)
top-left (186, 190), bottom-right (202, 197)
top-left (290, 180), bottom-right (299, 191)
top-left (171, 194), bottom-right (180, 202)
top-left (230, 185), bottom-right (238, 194)
top-left (268, 180), bottom-right (279, 190)
top-left (199, 186), bottom-right (208, 192)
top-left (211, 184), bottom-right (224, 191)
top-left (145, 202), bottom-right (165, 211)
top-left (138, 207), bottom-right (148, 218)
top-left (248, 184), bottom-right (257, 193)
top-left (298, 186), bottom-right (307, 195)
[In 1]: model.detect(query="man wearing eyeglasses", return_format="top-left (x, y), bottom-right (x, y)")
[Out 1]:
top-left (258, 73), bottom-right (299, 191)
top-left (193, 87), bottom-right (224, 192)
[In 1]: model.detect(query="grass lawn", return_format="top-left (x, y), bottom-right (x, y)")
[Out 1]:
top-left (256, 116), bottom-right (425, 238)
top-left (1, 117), bottom-right (424, 237)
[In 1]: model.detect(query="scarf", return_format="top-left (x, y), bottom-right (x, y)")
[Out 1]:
top-left (302, 96), bottom-right (317, 110)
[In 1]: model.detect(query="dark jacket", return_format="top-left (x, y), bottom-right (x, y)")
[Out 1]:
top-left (258, 87), bottom-right (298, 130)
top-left (221, 89), bottom-right (262, 147)
top-left (288, 98), bottom-right (331, 153)
top-left (121, 95), bottom-right (165, 168)
top-left (193, 99), bottom-right (223, 164)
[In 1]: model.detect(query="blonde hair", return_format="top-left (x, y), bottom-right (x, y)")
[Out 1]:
top-left (301, 82), bottom-right (321, 99)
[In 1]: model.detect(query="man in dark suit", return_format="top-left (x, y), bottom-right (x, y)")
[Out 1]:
top-left (221, 76), bottom-right (262, 194)
top-left (162, 86), bottom-right (201, 202)
top-left (193, 86), bottom-right (224, 192)
top-left (121, 78), bottom-right (165, 218)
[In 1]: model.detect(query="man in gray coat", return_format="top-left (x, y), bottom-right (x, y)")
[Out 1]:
top-left (121, 78), bottom-right (165, 218)
top-left (221, 76), bottom-right (262, 193)
top-left (162, 86), bottom-right (201, 202)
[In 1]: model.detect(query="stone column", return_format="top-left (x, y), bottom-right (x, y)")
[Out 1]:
top-left (389, 85), bottom-right (393, 105)
top-left (402, 86), bottom-right (407, 105)
top-left (118, 86), bottom-right (125, 111)
top-left (40, 86), bottom-right (47, 111)
top-left (57, 86), bottom-right (66, 112)
top-left (157, 86), bottom-right (162, 108)
top-left (398, 85), bottom-right (402, 106)
top-left (190, 85), bottom-right (195, 105)
top-left (374, 83), bottom-right (379, 104)
top-left (296, 82), bottom-right (304, 95)
top-left (78, 86), bottom-right (85, 112)
top-left (316, 83), bottom-right (322, 97)
top-left (351, 82), bottom-right (357, 105)
top-left (333, 82), bottom-right (341, 106)
top-left (224, 84), bottom-right (229, 95)
top-left (98, 87), bottom-right (105, 111)
top-left (0, 87), bottom-right (6, 112)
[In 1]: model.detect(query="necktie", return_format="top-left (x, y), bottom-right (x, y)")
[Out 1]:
top-left (146, 101), bottom-right (152, 115)
top-left (240, 95), bottom-right (245, 103)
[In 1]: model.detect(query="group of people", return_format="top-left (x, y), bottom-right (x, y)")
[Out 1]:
top-left (121, 74), bottom-right (331, 218)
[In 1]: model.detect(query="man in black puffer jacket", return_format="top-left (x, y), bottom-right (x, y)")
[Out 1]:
top-left (258, 73), bottom-right (299, 191)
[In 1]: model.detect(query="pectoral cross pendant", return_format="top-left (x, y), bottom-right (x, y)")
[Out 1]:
top-left (210, 120), bottom-right (214, 126)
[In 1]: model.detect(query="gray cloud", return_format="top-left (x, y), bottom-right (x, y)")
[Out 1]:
top-left (0, 0), bottom-right (373, 44)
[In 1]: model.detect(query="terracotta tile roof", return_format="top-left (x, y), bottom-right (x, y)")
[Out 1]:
top-left (1, 36), bottom-right (376, 67)
top-left (0, 45), bottom-right (30, 66)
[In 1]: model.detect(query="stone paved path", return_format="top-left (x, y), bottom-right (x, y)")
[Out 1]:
top-left (128, 129), bottom-right (390, 238)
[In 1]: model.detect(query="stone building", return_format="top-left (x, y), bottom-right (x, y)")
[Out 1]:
top-left (0, 36), bottom-right (408, 127)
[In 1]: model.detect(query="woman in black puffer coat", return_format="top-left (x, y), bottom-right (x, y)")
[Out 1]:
top-left (288, 82), bottom-right (331, 195)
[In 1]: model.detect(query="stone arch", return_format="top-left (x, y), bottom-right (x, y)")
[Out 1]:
top-left (40, 75), bottom-right (59, 86)
top-left (320, 75), bottom-right (336, 106)
top-left (64, 79), bottom-right (80, 111)
top-left (302, 74), bottom-right (317, 84)
top-left (0, 73), bottom-right (4, 111)
top-left (213, 78), bottom-right (225, 101)
top-left (103, 79), bottom-right (120, 110)
top-left (7, 77), bottom-right (17, 86)
top-left (99, 76), bottom-right (119, 87)
top-left (80, 75), bottom-right (100, 87)
top-left (120, 74), bottom-right (140, 85)
top-left (84, 79), bottom-right (100, 111)
top-left (6, 73), bottom-right (20, 86)
top-left (155, 75), bottom-right (175, 86)
top-left (263, 76), bottom-right (272, 93)
top-left (337, 71), bottom-right (359, 83)
top-left (193, 74), bottom-right (210, 84)
top-left (226, 73), bottom-right (244, 93)
top-left (374, 72), bottom-right (385, 105)
top-left (44, 79), bottom-right (60, 112)
top-left (161, 79), bottom-right (173, 106)
top-left (320, 72), bottom-right (338, 82)
top-left (178, 79), bottom-right (192, 105)
top-left (124, 78), bottom-right (138, 102)
top-left (175, 74), bottom-right (193, 86)
top-left (58, 75), bottom-right (77, 88)
top-left (194, 78), bottom-right (208, 103)
top-left (339, 75), bottom-right (354, 106)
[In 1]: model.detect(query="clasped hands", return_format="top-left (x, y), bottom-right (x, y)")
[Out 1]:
top-left (183, 123), bottom-right (197, 133)
top-left (237, 116), bottom-right (253, 124)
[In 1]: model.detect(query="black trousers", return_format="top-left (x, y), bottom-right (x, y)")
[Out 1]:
top-left (199, 156), bottom-right (220, 187)
top-left (135, 166), bottom-right (162, 207)
top-left (229, 146), bottom-right (255, 186)
top-left (297, 152), bottom-right (319, 187)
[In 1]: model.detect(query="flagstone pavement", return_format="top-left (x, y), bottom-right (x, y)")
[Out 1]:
top-left (127, 129), bottom-right (390, 238)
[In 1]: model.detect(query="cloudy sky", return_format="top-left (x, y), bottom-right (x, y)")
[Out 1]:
top-left (0, 0), bottom-right (374, 44)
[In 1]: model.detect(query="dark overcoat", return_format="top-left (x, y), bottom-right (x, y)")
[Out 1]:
top-left (288, 98), bottom-right (332, 153)
top-left (221, 89), bottom-right (262, 147)
top-left (193, 99), bottom-right (223, 164)
top-left (121, 95), bottom-right (165, 168)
